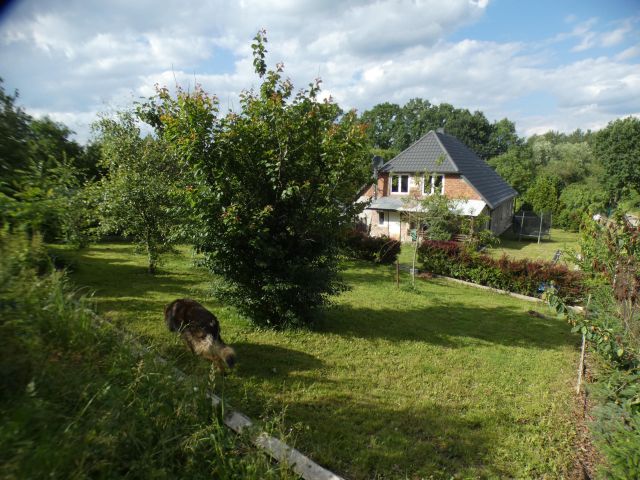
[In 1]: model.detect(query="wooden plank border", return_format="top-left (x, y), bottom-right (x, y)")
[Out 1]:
top-left (428, 274), bottom-right (584, 312)
top-left (90, 313), bottom-right (344, 480)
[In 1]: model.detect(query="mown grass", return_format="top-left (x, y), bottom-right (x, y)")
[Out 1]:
top-left (487, 228), bottom-right (581, 264)
top-left (54, 242), bottom-right (581, 479)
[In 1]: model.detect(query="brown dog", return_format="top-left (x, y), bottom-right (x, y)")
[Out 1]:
top-left (164, 299), bottom-right (236, 371)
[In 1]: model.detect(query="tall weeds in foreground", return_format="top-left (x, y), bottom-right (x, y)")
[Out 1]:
top-left (0, 231), bottom-right (293, 479)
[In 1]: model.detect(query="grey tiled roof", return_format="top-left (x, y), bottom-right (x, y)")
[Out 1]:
top-left (379, 130), bottom-right (517, 209)
top-left (379, 131), bottom-right (458, 173)
top-left (367, 197), bottom-right (405, 210)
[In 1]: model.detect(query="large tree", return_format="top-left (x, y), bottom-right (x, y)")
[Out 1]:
top-left (360, 102), bottom-right (401, 150)
top-left (594, 116), bottom-right (640, 204)
top-left (154, 31), bottom-right (369, 326)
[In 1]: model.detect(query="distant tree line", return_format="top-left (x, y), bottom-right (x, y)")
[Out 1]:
top-left (359, 99), bottom-right (640, 230)
top-left (359, 99), bottom-right (521, 161)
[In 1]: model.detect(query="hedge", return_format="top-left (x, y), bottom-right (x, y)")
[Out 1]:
top-left (343, 230), bottom-right (401, 265)
top-left (417, 240), bottom-right (584, 303)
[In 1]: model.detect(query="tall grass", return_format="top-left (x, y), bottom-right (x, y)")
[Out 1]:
top-left (0, 232), bottom-right (293, 479)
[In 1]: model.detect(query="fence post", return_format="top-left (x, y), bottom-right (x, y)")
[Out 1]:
top-left (537, 213), bottom-right (544, 244)
top-left (519, 211), bottom-right (525, 241)
top-left (396, 260), bottom-right (400, 288)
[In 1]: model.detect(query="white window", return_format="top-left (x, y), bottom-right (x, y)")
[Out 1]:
top-left (391, 174), bottom-right (409, 194)
top-left (423, 174), bottom-right (445, 195)
top-left (433, 174), bottom-right (444, 194)
top-left (378, 211), bottom-right (385, 225)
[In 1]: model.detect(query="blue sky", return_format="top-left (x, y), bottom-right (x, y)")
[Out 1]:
top-left (0, 0), bottom-right (638, 143)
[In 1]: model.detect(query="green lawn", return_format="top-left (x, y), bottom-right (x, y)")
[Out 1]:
top-left (487, 228), bottom-right (581, 264)
top-left (397, 228), bottom-right (580, 267)
top-left (55, 242), bottom-right (580, 479)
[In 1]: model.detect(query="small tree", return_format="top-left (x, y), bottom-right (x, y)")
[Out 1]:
top-left (403, 189), bottom-right (460, 285)
top-left (155, 31), bottom-right (369, 326)
top-left (459, 212), bottom-right (498, 252)
top-left (94, 112), bottom-right (181, 273)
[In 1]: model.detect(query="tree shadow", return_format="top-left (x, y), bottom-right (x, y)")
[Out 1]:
top-left (271, 396), bottom-right (505, 479)
top-left (317, 299), bottom-right (575, 350)
top-left (62, 244), bottom-right (218, 317)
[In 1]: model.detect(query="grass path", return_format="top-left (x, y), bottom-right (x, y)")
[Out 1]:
top-left (55, 242), bottom-right (580, 479)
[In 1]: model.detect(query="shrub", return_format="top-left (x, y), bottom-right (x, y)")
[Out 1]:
top-left (417, 240), bottom-right (584, 302)
top-left (154, 32), bottom-right (369, 327)
top-left (343, 230), bottom-right (401, 264)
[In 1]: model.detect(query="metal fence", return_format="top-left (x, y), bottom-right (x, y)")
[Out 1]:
top-left (512, 211), bottom-right (552, 243)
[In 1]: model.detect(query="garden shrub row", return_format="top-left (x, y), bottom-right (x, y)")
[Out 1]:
top-left (342, 230), bottom-right (401, 264)
top-left (418, 240), bottom-right (584, 303)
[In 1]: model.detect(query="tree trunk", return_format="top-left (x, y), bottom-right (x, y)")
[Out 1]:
top-left (146, 233), bottom-right (157, 275)
top-left (412, 234), bottom-right (420, 287)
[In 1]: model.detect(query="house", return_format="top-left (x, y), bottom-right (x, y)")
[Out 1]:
top-left (358, 129), bottom-right (517, 241)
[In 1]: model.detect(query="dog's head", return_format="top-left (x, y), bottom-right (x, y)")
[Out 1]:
top-left (221, 346), bottom-right (236, 369)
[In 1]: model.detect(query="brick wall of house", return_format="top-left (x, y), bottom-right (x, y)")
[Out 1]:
top-left (378, 173), bottom-right (389, 197)
top-left (360, 173), bottom-right (390, 200)
top-left (443, 175), bottom-right (482, 201)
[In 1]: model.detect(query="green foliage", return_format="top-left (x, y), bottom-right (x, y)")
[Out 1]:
top-left (488, 145), bottom-right (535, 199)
top-left (595, 117), bottom-right (640, 203)
top-left (418, 240), bottom-right (584, 302)
top-left (360, 102), bottom-right (402, 150)
top-left (0, 78), bottom-right (32, 192)
top-left (524, 174), bottom-right (560, 214)
top-left (555, 181), bottom-right (607, 231)
top-left (460, 213), bottom-right (499, 251)
top-left (94, 111), bottom-right (182, 273)
top-left (342, 229), bottom-right (401, 264)
top-left (369, 147), bottom-right (399, 163)
top-left (3, 154), bottom-right (93, 245)
top-left (0, 232), bottom-right (292, 479)
top-left (154, 32), bottom-right (369, 326)
top-left (361, 98), bottom-right (520, 159)
top-left (590, 368), bottom-right (640, 480)
top-left (403, 191), bottom-right (460, 241)
top-left (546, 215), bottom-right (640, 478)
top-left (0, 80), bottom-right (99, 245)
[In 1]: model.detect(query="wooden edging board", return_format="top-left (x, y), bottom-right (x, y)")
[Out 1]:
top-left (91, 313), bottom-right (344, 480)
top-left (429, 274), bottom-right (584, 313)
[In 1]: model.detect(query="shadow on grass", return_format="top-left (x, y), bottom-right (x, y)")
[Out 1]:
top-left (278, 397), bottom-right (502, 479)
top-left (63, 244), bottom-right (216, 312)
top-left (232, 342), bottom-right (324, 378)
top-left (318, 299), bottom-right (574, 350)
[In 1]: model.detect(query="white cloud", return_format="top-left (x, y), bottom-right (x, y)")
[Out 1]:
top-left (566, 17), bottom-right (635, 52)
top-left (0, 0), bottom-right (638, 143)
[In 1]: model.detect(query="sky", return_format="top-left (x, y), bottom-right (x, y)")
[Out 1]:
top-left (0, 0), bottom-right (639, 144)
